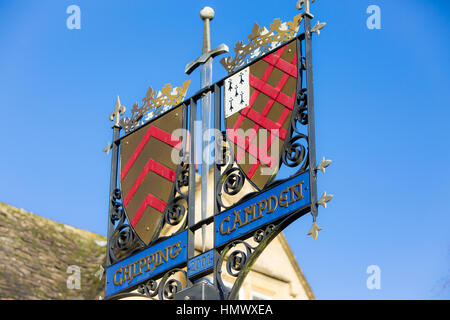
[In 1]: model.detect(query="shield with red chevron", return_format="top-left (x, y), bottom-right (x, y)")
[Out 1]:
top-left (119, 106), bottom-right (183, 245)
top-left (224, 40), bottom-right (298, 190)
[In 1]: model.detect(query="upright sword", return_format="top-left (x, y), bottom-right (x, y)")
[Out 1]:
top-left (185, 7), bottom-right (228, 252)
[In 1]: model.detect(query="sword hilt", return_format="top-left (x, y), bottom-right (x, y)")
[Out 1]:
top-left (200, 7), bottom-right (214, 54)
top-left (185, 7), bottom-right (229, 75)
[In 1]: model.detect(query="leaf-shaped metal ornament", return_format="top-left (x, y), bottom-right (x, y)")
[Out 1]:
top-left (316, 157), bottom-right (332, 173)
top-left (103, 142), bottom-right (112, 155)
top-left (317, 191), bottom-right (333, 208)
top-left (307, 221), bottom-right (322, 241)
top-left (311, 21), bottom-right (327, 35)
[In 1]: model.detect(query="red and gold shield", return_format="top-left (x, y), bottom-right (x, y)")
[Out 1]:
top-left (119, 106), bottom-right (183, 245)
top-left (224, 41), bottom-right (298, 190)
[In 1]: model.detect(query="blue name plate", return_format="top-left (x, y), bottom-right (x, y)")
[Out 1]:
top-left (105, 230), bottom-right (188, 297)
top-left (187, 250), bottom-right (214, 278)
top-left (215, 172), bottom-right (310, 248)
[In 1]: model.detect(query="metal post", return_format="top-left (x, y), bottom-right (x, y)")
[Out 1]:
top-left (187, 98), bottom-right (197, 260)
top-left (106, 96), bottom-right (125, 267)
top-left (106, 125), bottom-right (120, 267)
top-left (303, 15), bottom-right (318, 221)
top-left (213, 83), bottom-right (222, 293)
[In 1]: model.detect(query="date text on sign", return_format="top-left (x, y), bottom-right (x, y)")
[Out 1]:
top-left (188, 250), bottom-right (214, 278)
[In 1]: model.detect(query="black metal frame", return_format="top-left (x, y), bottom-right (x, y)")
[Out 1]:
top-left (104, 12), bottom-right (319, 300)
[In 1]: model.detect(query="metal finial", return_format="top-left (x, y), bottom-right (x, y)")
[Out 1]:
top-left (296, 0), bottom-right (316, 18)
top-left (307, 221), bottom-right (322, 241)
top-left (109, 96), bottom-right (126, 128)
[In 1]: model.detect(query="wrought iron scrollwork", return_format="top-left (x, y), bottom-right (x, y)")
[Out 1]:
top-left (108, 188), bottom-right (143, 264)
top-left (165, 196), bottom-right (186, 226)
top-left (160, 277), bottom-right (183, 300)
top-left (272, 79), bottom-right (310, 185)
top-left (222, 167), bottom-right (245, 196)
top-left (253, 224), bottom-right (275, 243)
top-left (225, 243), bottom-right (252, 277)
top-left (137, 279), bottom-right (159, 298)
top-left (215, 224), bottom-right (276, 300)
top-left (294, 88), bottom-right (308, 126)
top-left (215, 133), bottom-right (258, 211)
top-left (110, 189), bottom-right (123, 223)
top-left (214, 212), bottom-right (306, 300)
top-left (163, 162), bottom-right (189, 229)
top-left (281, 134), bottom-right (308, 169)
top-left (137, 268), bottom-right (192, 300)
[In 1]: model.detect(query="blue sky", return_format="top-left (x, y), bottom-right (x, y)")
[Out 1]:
top-left (0, 0), bottom-right (449, 299)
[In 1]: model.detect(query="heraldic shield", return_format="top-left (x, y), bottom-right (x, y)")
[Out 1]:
top-left (119, 106), bottom-right (183, 245)
top-left (224, 41), bottom-right (298, 190)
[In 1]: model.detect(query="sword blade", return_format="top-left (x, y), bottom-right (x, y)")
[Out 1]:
top-left (200, 58), bottom-right (213, 252)
top-left (200, 57), bottom-right (213, 252)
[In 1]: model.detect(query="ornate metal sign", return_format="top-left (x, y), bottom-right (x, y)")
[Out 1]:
top-left (224, 40), bottom-right (299, 190)
top-left (215, 171), bottom-right (310, 247)
top-left (119, 106), bottom-right (184, 245)
top-left (103, 0), bottom-right (331, 300)
top-left (106, 230), bottom-right (188, 297)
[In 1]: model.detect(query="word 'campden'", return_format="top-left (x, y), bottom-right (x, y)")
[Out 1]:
top-left (113, 241), bottom-right (182, 285)
top-left (219, 180), bottom-right (305, 235)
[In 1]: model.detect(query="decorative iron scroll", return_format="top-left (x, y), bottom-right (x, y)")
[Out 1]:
top-left (215, 223), bottom-right (279, 300)
top-left (119, 80), bottom-right (191, 133)
top-left (214, 192), bottom-right (311, 300)
top-left (108, 188), bottom-right (143, 264)
top-left (220, 14), bottom-right (303, 74)
top-left (276, 88), bottom-right (310, 182)
top-left (137, 268), bottom-right (193, 300)
top-left (162, 162), bottom-right (189, 232)
top-left (215, 132), bottom-right (259, 213)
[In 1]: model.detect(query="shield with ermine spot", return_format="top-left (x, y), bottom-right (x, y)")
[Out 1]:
top-left (119, 105), bottom-right (184, 245)
top-left (224, 40), bottom-right (298, 190)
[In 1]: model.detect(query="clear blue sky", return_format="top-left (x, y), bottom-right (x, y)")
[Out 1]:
top-left (0, 0), bottom-right (449, 300)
